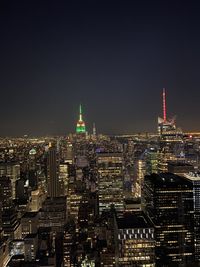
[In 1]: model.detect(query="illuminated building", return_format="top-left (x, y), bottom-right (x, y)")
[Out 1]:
top-left (91, 123), bottom-right (97, 141)
top-left (78, 193), bottom-right (90, 227)
top-left (39, 196), bottom-right (67, 232)
top-left (28, 148), bottom-right (38, 189)
top-left (24, 233), bottom-right (38, 261)
top-left (81, 256), bottom-right (95, 267)
top-left (124, 198), bottom-right (141, 213)
top-left (78, 192), bottom-right (97, 229)
top-left (63, 221), bottom-right (75, 267)
top-left (157, 151), bottom-right (177, 173)
top-left (145, 148), bottom-right (158, 175)
top-left (29, 188), bottom-right (46, 212)
top-left (64, 142), bottom-right (74, 164)
top-left (100, 249), bottom-right (116, 267)
top-left (59, 163), bottom-right (69, 195)
top-left (2, 209), bottom-right (20, 239)
top-left (47, 145), bottom-right (61, 198)
top-left (157, 88), bottom-right (183, 142)
top-left (92, 123), bottom-right (96, 136)
top-left (0, 238), bottom-right (9, 267)
top-left (97, 153), bottom-right (124, 215)
top-left (21, 212), bottom-right (39, 238)
top-left (97, 152), bottom-right (123, 177)
top-left (167, 161), bottom-right (194, 175)
top-left (183, 173), bottom-right (200, 262)
top-left (67, 178), bottom-right (83, 224)
top-left (10, 240), bottom-right (25, 257)
top-left (133, 159), bottom-right (146, 197)
top-left (116, 212), bottom-right (155, 266)
top-left (0, 162), bottom-right (20, 199)
top-left (158, 88), bottom-right (176, 136)
top-left (98, 175), bottom-right (124, 215)
top-left (76, 104), bottom-right (86, 134)
top-left (0, 176), bottom-right (19, 239)
top-left (157, 89), bottom-right (184, 174)
top-left (97, 211), bottom-right (117, 267)
top-left (0, 176), bottom-right (12, 210)
top-left (143, 173), bottom-right (195, 266)
top-left (76, 156), bottom-right (89, 169)
top-left (28, 148), bottom-right (37, 170)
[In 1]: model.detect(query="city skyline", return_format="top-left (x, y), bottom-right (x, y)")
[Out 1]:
top-left (1, 0), bottom-right (200, 136)
top-left (2, 1), bottom-right (200, 266)
top-left (0, 92), bottom-right (197, 137)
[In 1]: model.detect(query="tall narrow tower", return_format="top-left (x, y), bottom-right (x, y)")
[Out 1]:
top-left (93, 123), bottom-right (96, 136)
top-left (47, 144), bottom-right (60, 198)
top-left (163, 88), bottom-right (167, 122)
top-left (76, 104), bottom-right (86, 133)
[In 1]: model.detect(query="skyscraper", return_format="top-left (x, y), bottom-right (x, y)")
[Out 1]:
top-left (183, 173), bottom-right (200, 262)
top-left (116, 212), bottom-right (155, 266)
top-left (157, 88), bottom-right (183, 140)
top-left (143, 173), bottom-right (195, 266)
top-left (92, 123), bottom-right (96, 136)
top-left (0, 162), bottom-right (20, 199)
top-left (157, 89), bottom-right (184, 173)
top-left (47, 145), bottom-right (60, 198)
top-left (97, 152), bottom-right (124, 215)
top-left (76, 104), bottom-right (86, 134)
top-left (0, 176), bottom-right (19, 238)
top-left (157, 88), bottom-right (176, 136)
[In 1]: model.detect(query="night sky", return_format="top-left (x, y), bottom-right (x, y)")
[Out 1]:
top-left (1, 0), bottom-right (200, 136)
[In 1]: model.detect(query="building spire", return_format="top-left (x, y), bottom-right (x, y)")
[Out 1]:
top-left (79, 104), bottom-right (83, 121)
top-left (76, 104), bottom-right (86, 133)
top-left (93, 123), bottom-right (96, 135)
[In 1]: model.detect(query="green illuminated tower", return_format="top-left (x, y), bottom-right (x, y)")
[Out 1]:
top-left (76, 104), bottom-right (86, 133)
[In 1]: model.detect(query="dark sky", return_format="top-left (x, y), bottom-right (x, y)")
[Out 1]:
top-left (1, 0), bottom-right (200, 136)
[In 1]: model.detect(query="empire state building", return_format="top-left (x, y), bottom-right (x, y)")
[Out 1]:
top-left (76, 104), bottom-right (86, 134)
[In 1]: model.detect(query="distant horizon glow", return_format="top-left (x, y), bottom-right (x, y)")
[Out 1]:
top-left (1, 1), bottom-right (200, 136)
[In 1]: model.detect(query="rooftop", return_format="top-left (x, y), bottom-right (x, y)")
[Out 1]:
top-left (22, 212), bottom-right (38, 219)
top-left (145, 173), bottom-right (192, 187)
top-left (117, 212), bottom-right (153, 229)
top-left (168, 161), bottom-right (193, 167)
top-left (24, 233), bottom-right (38, 239)
top-left (184, 172), bottom-right (200, 181)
